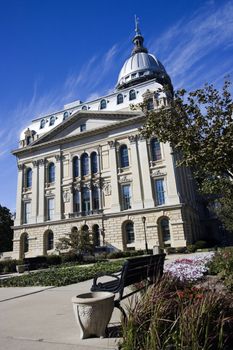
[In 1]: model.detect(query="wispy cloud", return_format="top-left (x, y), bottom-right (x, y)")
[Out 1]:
top-left (149, 1), bottom-right (233, 89)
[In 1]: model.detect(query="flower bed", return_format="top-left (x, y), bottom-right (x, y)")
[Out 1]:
top-left (164, 253), bottom-right (215, 282)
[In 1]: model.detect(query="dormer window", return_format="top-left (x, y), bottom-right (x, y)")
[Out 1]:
top-left (49, 116), bottom-right (55, 126)
top-left (117, 94), bottom-right (123, 104)
top-left (129, 89), bottom-right (136, 101)
top-left (100, 99), bottom-right (107, 110)
top-left (40, 119), bottom-right (45, 129)
top-left (63, 111), bottom-right (68, 120)
top-left (82, 105), bottom-right (87, 110)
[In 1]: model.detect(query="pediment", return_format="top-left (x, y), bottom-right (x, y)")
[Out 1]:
top-left (30, 110), bottom-right (142, 146)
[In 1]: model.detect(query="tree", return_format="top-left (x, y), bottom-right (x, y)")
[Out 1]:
top-left (0, 205), bottom-right (14, 252)
top-left (56, 227), bottom-right (94, 255)
top-left (141, 80), bottom-right (233, 231)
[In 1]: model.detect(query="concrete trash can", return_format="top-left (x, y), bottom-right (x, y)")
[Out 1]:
top-left (71, 291), bottom-right (115, 339)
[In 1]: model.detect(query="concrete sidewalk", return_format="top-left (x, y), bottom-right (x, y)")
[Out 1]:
top-left (0, 279), bottom-right (122, 350)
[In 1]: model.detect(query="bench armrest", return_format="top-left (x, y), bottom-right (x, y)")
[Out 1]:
top-left (92, 271), bottom-right (121, 289)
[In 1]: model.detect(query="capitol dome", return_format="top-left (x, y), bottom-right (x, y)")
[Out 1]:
top-left (116, 19), bottom-right (172, 91)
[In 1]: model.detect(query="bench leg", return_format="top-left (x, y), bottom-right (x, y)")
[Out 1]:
top-left (114, 300), bottom-right (127, 323)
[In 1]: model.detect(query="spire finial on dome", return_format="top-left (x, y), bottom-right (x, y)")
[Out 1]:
top-left (134, 15), bottom-right (141, 36)
top-left (132, 16), bottom-right (148, 55)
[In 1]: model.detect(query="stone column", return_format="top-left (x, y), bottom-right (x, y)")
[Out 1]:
top-left (128, 135), bottom-right (143, 210)
top-left (164, 143), bottom-right (180, 205)
top-left (15, 164), bottom-right (23, 226)
top-left (69, 185), bottom-right (74, 215)
top-left (54, 155), bottom-right (62, 220)
top-left (37, 159), bottom-right (45, 223)
top-left (138, 136), bottom-right (154, 208)
top-left (108, 141), bottom-right (120, 212)
top-left (31, 160), bottom-right (38, 223)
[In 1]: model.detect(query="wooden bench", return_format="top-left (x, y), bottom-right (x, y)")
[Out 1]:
top-left (91, 253), bottom-right (166, 318)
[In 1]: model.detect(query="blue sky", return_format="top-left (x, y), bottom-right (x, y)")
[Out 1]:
top-left (0, 0), bottom-right (233, 212)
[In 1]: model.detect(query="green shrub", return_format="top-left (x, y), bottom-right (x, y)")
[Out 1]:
top-left (60, 252), bottom-right (82, 263)
top-left (46, 255), bottom-right (61, 266)
top-left (106, 250), bottom-right (144, 259)
top-left (195, 240), bottom-right (208, 249)
top-left (187, 244), bottom-right (197, 253)
top-left (0, 259), bottom-right (18, 273)
top-left (0, 260), bottom-right (123, 287)
top-left (208, 247), bottom-right (233, 291)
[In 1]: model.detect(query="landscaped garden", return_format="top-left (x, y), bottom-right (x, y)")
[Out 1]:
top-left (120, 248), bottom-right (233, 350)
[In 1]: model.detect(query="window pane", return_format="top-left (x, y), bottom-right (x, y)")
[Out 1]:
top-left (82, 187), bottom-right (90, 213)
top-left (155, 179), bottom-right (165, 205)
top-left (26, 168), bottom-right (32, 188)
top-left (48, 232), bottom-right (54, 250)
top-left (48, 198), bottom-right (54, 220)
top-left (129, 90), bottom-right (136, 101)
top-left (73, 190), bottom-right (80, 212)
top-left (91, 152), bottom-right (98, 174)
top-left (80, 123), bottom-right (86, 131)
top-left (126, 222), bottom-right (134, 243)
top-left (48, 163), bottom-right (55, 183)
top-left (81, 153), bottom-right (89, 176)
top-left (151, 138), bottom-right (161, 161)
top-left (93, 187), bottom-right (99, 210)
top-left (122, 185), bottom-right (131, 210)
top-left (100, 99), bottom-right (106, 109)
top-left (161, 219), bottom-right (171, 242)
top-left (73, 157), bottom-right (79, 177)
top-left (120, 145), bottom-right (129, 168)
top-left (117, 94), bottom-right (123, 104)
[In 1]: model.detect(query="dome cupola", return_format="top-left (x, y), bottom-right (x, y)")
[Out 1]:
top-left (116, 17), bottom-right (172, 91)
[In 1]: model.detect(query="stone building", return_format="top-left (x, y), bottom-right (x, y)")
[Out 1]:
top-left (11, 22), bottom-right (201, 259)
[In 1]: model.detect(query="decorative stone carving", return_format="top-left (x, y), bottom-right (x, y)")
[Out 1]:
top-left (71, 292), bottom-right (115, 339)
top-left (17, 164), bottom-right (23, 170)
top-left (74, 183), bottom-right (81, 191)
top-left (55, 155), bottom-right (61, 162)
top-left (128, 135), bottom-right (137, 143)
top-left (108, 140), bottom-right (116, 149)
top-left (151, 169), bottom-right (167, 177)
top-left (118, 175), bottom-right (132, 184)
top-left (103, 182), bottom-right (111, 196)
top-left (38, 159), bottom-right (45, 166)
top-left (32, 160), bottom-right (38, 167)
top-left (63, 190), bottom-right (70, 203)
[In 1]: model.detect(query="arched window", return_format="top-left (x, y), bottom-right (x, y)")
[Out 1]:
top-left (119, 145), bottom-right (129, 168)
top-left (26, 168), bottom-right (32, 188)
top-left (100, 99), bottom-right (107, 110)
top-left (48, 162), bottom-right (55, 183)
top-left (82, 105), bottom-right (87, 110)
top-left (40, 119), bottom-right (45, 129)
top-left (92, 186), bottom-right (99, 210)
top-left (82, 224), bottom-right (89, 232)
top-left (160, 218), bottom-right (171, 244)
top-left (117, 94), bottom-right (123, 104)
top-left (129, 89), bottom-right (136, 101)
top-left (91, 152), bottom-right (98, 174)
top-left (49, 116), bottom-right (55, 126)
top-left (63, 111), bottom-right (68, 120)
top-left (47, 231), bottom-right (54, 250)
top-left (81, 153), bottom-right (89, 176)
top-left (82, 187), bottom-right (90, 214)
top-left (92, 224), bottom-right (100, 246)
top-left (125, 222), bottom-right (135, 244)
top-left (73, 156), bottom-right (79, 178)
top-left (151, 138), bottom-right (161, 161)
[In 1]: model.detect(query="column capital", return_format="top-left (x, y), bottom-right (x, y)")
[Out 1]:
top-left (17, 163), bottom-right (23, 170)
top-left (55, 154), bottom-right (62, 162)
top-left (38, 159), bottom-right (45, 166)
top-left (128, 135), bottom-right (138, 144)
top-left (108, 140), bottom-right (117, 149)
top-left (32, 160), bottom-right (38, 167)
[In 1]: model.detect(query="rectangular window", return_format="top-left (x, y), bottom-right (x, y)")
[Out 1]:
top-left (122, 184), bottom-right (131, 210)
top-left (48, 198), bottom-right (54, 220)
top-left (80, 123), bottom-right (86, 132)
top-left (155, 179), bottom-right (165, 205)
top-left (24, 202), bottom-right (31, 223)
top-left (73, 191), bottom-right (80, 213)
